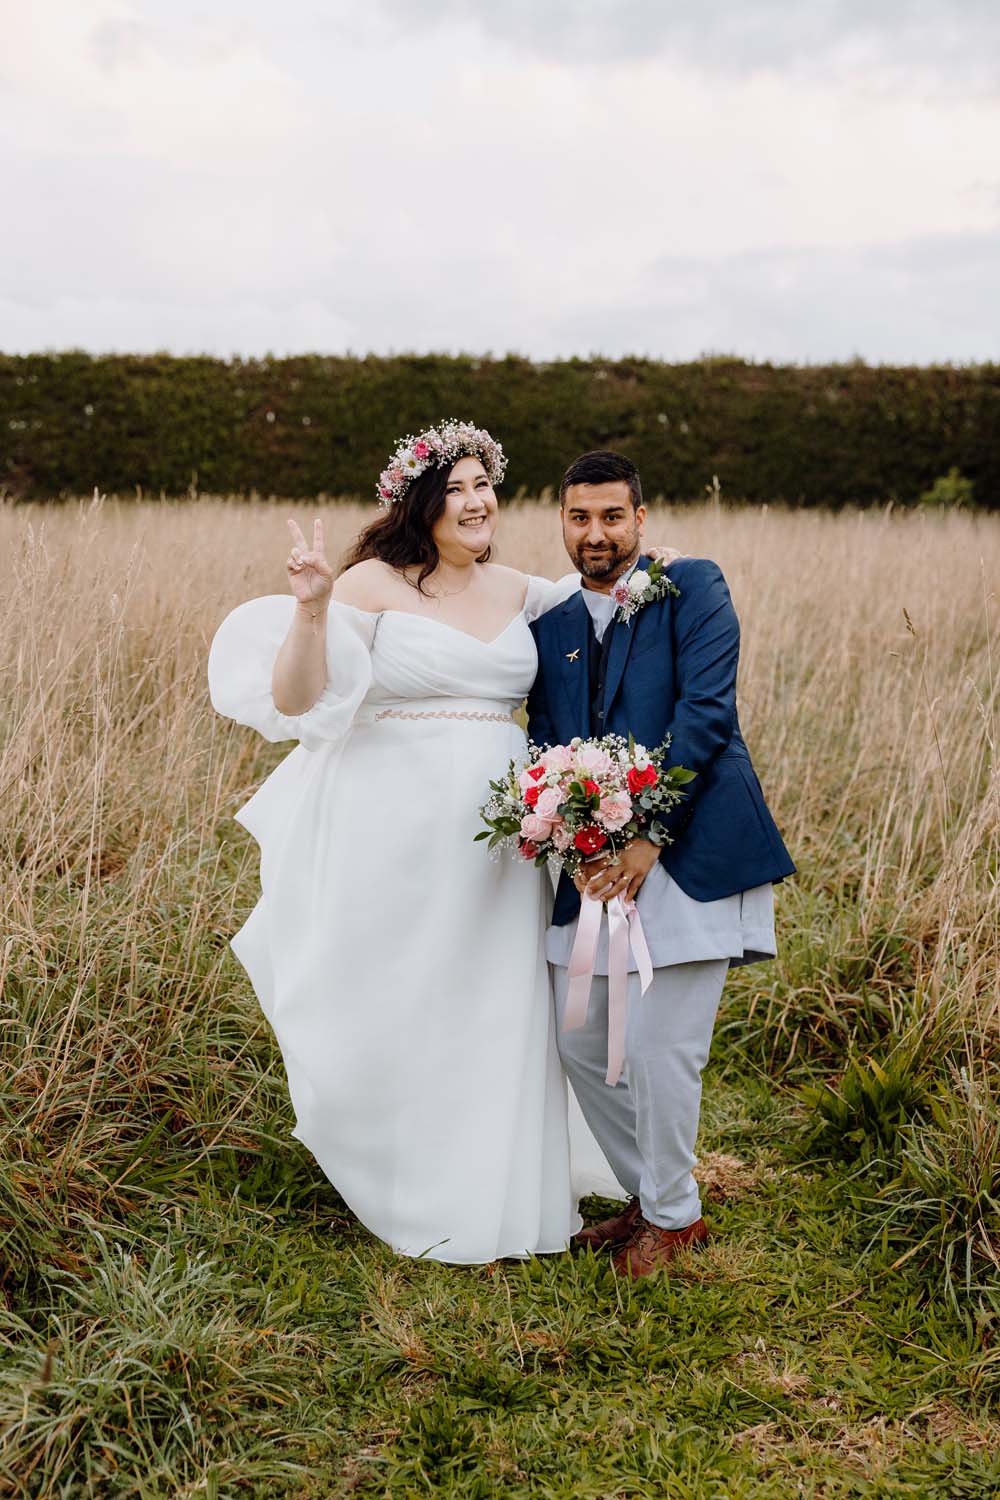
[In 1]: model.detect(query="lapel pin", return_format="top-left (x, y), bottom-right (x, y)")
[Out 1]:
top-left (565, 649), bottom-right (580, 662)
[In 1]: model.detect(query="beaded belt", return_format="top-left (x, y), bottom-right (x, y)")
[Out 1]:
top-left (373, 707), bottom-right (516, 724)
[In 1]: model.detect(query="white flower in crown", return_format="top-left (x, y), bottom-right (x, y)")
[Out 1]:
top-left (376, 417), bottom-right (508, 506)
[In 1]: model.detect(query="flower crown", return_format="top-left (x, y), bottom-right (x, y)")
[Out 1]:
top-left (376, 418), bottom-right (508, 507)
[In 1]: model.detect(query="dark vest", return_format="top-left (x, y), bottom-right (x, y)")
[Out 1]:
top-left (587, 617), bottom-right (616, 737)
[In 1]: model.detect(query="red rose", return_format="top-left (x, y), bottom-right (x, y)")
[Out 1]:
top-left (524, 784), bottom-right (541, 807)
top-left (527, 765), bottom-right (546, 781)
top-left (627, 764), bottom-right (658, 794)
top-left (520, 840), bottom-right (540, 860)
top-left (582, 779), bottom-right (601, 798)
top-left (574, 826), bottom-right (608, 855)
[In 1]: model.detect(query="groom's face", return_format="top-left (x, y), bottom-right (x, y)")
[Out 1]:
top-left (561, 482), bottom-right (646, 584)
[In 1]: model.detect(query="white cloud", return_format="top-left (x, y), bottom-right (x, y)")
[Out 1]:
top-left (376, 0), bottom-right (1000, 91)
top-left (0, 0), bottom-right (301, 162)
top-left (0, 0), bottom-right (997, 362)
top-left (551, 233), bottom-right (1000, 363)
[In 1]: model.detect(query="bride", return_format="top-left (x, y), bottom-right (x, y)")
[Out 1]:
top-left (208, 420), bottom-right (672, 1264)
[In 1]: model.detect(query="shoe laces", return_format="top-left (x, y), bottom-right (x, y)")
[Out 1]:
top-left (632, 1222), bottom-right (661, 1252)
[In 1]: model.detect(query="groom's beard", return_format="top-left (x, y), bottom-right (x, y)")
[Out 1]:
top-left (568, 534), bottom-right (641, 582)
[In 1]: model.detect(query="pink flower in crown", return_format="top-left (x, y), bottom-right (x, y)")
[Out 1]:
top-left (521, 812), bottom-right (555, 842)
top-left (534, 787), bottom-right (562, 821)
top-left (375, 418), bottom-right (508, 507)
top-left (596, 793), bottom-right (632, 831)
top-left (541, 744), bottom-right (574, 774)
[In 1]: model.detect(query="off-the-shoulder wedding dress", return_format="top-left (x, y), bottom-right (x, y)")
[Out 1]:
top-left (208, 575), bottom-right (620, 1264)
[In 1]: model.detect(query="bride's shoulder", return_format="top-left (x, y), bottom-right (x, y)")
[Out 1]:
top-left (332, 559), bottom-right (399, 611)
top-left (481, 562), bottom-right (531, 606)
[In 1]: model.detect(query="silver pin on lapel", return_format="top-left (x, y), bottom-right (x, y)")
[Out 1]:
top-left (565, 649), bottom-right (580, 662)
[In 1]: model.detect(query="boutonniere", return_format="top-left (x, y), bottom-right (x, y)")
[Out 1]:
top-left (611, 559), bottom-right (680, 624)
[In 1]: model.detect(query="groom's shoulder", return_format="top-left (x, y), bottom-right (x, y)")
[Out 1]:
top-left (663, 555), bottom-right (729, 598)
top-left (530, 600), bottom-right (563, 638)
top-left (531, 585), bottom-right (580, 632)
top-left (664, 555), bottom-right (725, 585)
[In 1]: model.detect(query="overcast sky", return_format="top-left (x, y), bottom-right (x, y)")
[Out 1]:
top-left (2, 0), bottom-right (998, 363)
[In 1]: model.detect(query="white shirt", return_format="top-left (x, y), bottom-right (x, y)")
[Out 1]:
top-left (579, 578), bottom-right (621, 643)
top-left (545, 564), bottom-right (776, 972)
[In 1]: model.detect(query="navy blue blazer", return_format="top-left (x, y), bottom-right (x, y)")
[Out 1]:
top-left (527, 555), bottom-right (796, 926)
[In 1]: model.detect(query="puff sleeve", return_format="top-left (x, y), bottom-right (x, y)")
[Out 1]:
top-left (522, 572), bottom-right (580, 623)
top-left (208, 595), bottom-right (375, 751)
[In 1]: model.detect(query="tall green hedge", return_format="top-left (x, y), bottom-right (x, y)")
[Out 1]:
top-left (2, 352), bottom-right (998, 505)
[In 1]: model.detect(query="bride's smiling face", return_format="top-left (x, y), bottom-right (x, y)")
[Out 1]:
top-left (432, 455), bottom-right (498, 559)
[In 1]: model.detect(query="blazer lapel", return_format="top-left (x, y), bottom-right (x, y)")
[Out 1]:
top-left (555, 592), bottom-right (591, 730)
top-left (601, 555), bottom-right (650, 717)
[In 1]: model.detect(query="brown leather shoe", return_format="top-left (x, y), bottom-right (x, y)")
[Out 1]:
top-left (573, 1196), bottom-right (643, 1253)
top-left (611, 1216), bottom-right (709, 1279)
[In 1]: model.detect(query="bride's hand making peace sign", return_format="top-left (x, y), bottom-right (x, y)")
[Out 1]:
top-left (286, 517), bottom-right (334, 610)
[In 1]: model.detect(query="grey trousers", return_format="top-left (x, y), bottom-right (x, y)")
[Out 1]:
top-left (552, 959), bottom-right (729, 1230)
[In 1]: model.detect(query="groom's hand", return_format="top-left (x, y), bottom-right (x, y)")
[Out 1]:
top-left (580, 839), bottom-right (661, 904)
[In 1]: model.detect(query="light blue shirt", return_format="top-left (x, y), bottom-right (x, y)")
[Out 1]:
top-left (545, 564), bottom-right (776, 972)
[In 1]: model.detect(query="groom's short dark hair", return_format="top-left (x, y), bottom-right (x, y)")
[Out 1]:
top-left (559, 450), bottom-right (643, 510)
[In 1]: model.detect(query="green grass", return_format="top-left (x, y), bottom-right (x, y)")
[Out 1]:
top-left (3, 498), bottom-right (999, 1495)
top-left (4, 916), bottom-right (999, 1497)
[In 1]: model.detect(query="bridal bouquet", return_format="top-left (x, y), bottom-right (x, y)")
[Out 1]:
top-left (477, 735), bottom-right (695, 1088)
top-left (475, 733), bottom-right (695, 873)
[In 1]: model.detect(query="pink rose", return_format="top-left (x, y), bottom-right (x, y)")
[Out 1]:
top-left (576, 744), bottom-right (613, 777)
top-left (551, 824), bottom-right (571, 852)
top-left (521, 812), bottom-right (554, 842)
top-left (541, 744), bottom-right (574, 774)
top-left (534, 787), bottom-right (562, 820)
top-left (413, 440), bottom-right (430, 459)
top-left (597, 793), bottom-right (632, 831)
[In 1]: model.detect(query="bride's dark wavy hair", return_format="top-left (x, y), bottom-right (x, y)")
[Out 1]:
top-left (339, 456), bottom-right (493, 594)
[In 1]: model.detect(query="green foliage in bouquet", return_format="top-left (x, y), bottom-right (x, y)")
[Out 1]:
top-left (476, 734), bottom-right (696, 874)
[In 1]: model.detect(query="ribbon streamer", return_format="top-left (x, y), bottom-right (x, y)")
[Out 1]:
top-left (563, 892), bottom-right (654, 1086)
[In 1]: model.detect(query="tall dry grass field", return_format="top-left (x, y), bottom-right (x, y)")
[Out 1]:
top-left (3, 495), bottom-right (999, 1497)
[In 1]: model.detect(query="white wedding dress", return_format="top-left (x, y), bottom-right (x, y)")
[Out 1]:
top-left (208, 577), bottom-right (621, 1265)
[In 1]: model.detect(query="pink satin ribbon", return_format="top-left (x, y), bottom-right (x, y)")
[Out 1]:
top-left (563, 892), bottom-right (654, 1086)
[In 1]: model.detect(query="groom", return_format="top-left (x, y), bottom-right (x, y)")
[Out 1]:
top-left (527, 450), bottom-right (795, 1279)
